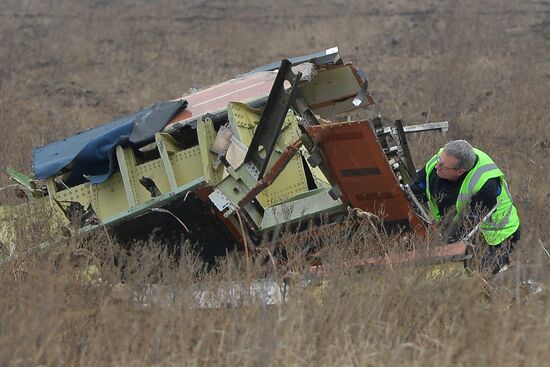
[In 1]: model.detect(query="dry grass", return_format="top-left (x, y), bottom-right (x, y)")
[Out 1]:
top-left (1, 0), bottom-right (549, 365)
top-left (1, 225), bottom-right (549, 366)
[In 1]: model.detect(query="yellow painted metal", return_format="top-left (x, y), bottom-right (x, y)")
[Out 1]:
top-left (0, 202), bottom-right (19, 251)
top-left (226, 102), bottom-right (309, 208)
top-left (55, 182), bottom-right (93, 210)
top-left (300, 146), bottom-right (330, 188)
top-left (133, 154), bottom-right (172, 195)
top-left (197, 117), bottom-right (224, 185)
top-left (170, 146), bottom-right (204, 187)
top-left (156, 132), bottom-right (179, 190)
top-left (93, 173), bottom-right (130, 220)
top-left (116, 146), bottom-right (139, 208)
top-left (0, 196), bottom-right (68, 257)
top-left (299, 64), bottom-right (362, 117)
top-left (115, 145), bottom-right (174, 209)
top-left (40, 143), bottom-right (203, 222)
top-left (1, 88), bottom-right (342, 248)
top-left (95, 146), bottom-right (203, 221)
top-left (423, 261), bottom-right (465, 279)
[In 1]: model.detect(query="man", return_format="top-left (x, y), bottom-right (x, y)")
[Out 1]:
top-left (410, 140), bottom-right (520, 274)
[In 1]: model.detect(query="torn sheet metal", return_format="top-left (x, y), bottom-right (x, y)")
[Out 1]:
top-left (298, 64), bottom-right (374, 116)
top-left (245, 46), bottom-right (341, 74)
top-left (1, 47), bottom-right (457, 273)
top-left (166, 62), bottom-right (371, 131)
top-left (226, 102), bottom-right (309, 208)
top-left (307, 121), bottom-right (425, 233)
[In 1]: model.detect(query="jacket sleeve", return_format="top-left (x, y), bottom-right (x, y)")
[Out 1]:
top-left (409, 166), bottom-right (428, 202)
top-left (469, 177), bottom-right (500, 217)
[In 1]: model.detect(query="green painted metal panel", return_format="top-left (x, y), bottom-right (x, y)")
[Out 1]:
top-left (259, 187), bottom-right (344, 232)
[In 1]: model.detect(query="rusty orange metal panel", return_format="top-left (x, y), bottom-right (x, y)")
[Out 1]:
top-left (308, 120), bottom-right (424, 233)
top-left (353, 242), bottom-right (468, 266)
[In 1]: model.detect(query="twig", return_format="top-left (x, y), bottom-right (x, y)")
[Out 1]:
top-left (235, 209), bottom-right (250, 275)
top-left (263, 247), bottom-right (277, 274)
top-left (0, 184), bottom-right (19, 192)
top-left (538, 239), bottom-right (550, 261)
top-left (384, 253), bottom-right (394, 272)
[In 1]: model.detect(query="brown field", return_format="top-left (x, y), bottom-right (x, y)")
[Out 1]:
top-left (0, 0), bottom-right (549, 365)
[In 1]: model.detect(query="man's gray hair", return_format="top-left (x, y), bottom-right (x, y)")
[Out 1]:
top-left (443, 140), bottom-right (476, 170)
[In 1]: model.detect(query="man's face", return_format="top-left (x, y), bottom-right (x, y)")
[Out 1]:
top-left (435, 152), bottom-right (466, 181)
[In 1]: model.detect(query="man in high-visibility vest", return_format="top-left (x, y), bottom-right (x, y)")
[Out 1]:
top-left (410, 140), bottom-right (520, 274)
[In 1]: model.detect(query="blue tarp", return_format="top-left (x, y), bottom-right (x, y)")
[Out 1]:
top-left (33, 99), bottom-right (186, 185)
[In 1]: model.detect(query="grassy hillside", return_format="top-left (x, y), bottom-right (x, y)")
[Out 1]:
top-left (0, 0), bottom-right (549, 365)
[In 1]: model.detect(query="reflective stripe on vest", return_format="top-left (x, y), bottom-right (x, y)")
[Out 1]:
top-left (456, 163), bottom-right (498, 203)
top-left (424, 153), bottom-right (441, 220)
top-left (481, 180), bottom-right (515, 231)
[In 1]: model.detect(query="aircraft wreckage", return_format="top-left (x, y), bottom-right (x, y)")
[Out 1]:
top-left (0, 47), bottom-right (467, 271)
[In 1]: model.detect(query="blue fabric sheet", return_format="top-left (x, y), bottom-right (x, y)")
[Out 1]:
top-left (33, 99), bottom-right (186, 184)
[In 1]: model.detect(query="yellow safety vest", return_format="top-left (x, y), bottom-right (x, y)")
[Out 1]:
top-left (424, 148), bottom-right (520, 245)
